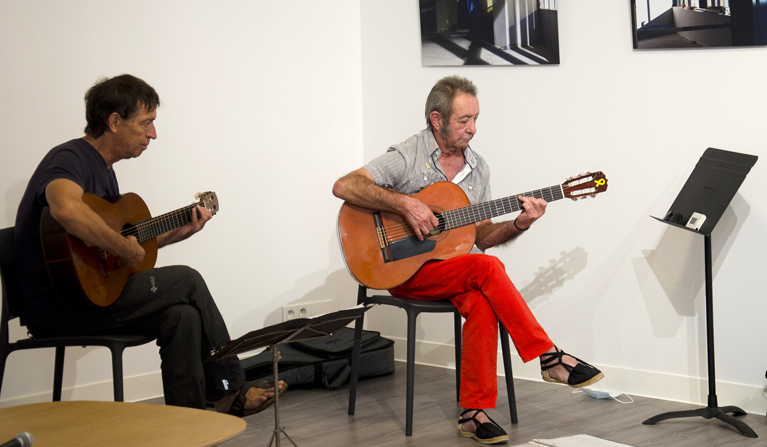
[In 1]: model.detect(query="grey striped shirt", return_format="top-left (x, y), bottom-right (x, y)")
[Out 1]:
top-left (365, 128), bottom-right (491, 205)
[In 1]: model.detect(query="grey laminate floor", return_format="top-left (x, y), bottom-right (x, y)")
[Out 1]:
top-left (144, 362), bottom-right (767, 446)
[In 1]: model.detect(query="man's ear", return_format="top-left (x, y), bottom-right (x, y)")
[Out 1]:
top-left (107, 112), bottom-right (122, 133)
top-left (429, 111), bottom-right (442, 131)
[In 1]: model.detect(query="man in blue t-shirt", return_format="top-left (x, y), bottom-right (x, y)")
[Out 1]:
top-left (14, 74), bottom-right (283, 416)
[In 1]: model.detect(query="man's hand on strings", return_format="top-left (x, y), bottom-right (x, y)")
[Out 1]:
top-left (404, 197), bottom-right (439, 241)
top-left (158, 205), bottom-right (214, 248)
top-left (515, 195), bottom-right (547, 230)
top-left (116, 235), bottom-right (146, 268)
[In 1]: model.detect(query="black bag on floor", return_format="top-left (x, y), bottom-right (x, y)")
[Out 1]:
top-left (240, 327), bottom-right (394, 390)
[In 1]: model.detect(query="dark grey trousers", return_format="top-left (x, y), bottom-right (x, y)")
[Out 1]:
top-left (29, 265), bottom-right (244, 409)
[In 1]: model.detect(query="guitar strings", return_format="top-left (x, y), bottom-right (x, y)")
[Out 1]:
top-left (378, 186), bottom-right (563, 242)
top-left (118, 203), bottom-right (200, 240)
top-left (119, 204), bottom-right (196, 234)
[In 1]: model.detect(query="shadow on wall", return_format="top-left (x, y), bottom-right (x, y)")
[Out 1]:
top-left (519, 247), bottom-right (589, 303)
top-left (231, 231), bottom-right (360, 336)
top-left (634, 195), bottom-right (747, 338)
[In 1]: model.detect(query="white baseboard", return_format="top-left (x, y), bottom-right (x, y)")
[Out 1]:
top-left (4, 337), bottom-right (765, 417)
top-left (388, 335), bottom-right (767, 416)
top-left (0, 371), bottom-right (164, 409)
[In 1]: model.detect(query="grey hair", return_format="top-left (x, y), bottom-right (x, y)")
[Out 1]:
top-left (424, 76), bottom-right (478, 136)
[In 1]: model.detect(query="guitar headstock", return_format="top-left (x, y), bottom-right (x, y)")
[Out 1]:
top-left (195, 191), bottom-right (220, 215)
top-left (561, 172), bottom-right (608, 200)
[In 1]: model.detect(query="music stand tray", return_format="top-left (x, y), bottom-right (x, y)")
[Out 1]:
top-left (209, 306), bottom-right (370, 447)
top-left (644, 148), bottom-right (758, 438)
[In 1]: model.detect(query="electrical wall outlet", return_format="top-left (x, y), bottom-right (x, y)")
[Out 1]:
top-left (282, 300), bottom-right (332, 322)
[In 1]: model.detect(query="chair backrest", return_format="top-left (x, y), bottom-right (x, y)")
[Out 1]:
top-left (0, 227), bottom-right (23, 323)
top-left (0, 227), bottom-right (18, 352)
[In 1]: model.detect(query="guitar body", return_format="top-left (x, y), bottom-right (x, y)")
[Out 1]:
top-left (41, 193), bottom-right (158, 308)
top-left (338, 182), bottom-right (476, 290)
top-left (337, 171), bottom-right (608, 290)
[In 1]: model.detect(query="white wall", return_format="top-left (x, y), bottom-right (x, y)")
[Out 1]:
top-left (0, 0), bottom-right (362, 405)
top-left (2, 0), bottom-right (767, 417)
top-left (360, 0), bottom-right (767, 414)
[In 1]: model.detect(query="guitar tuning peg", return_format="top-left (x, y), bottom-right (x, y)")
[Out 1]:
top-left (195, 192), bottom-right (203, 199)
top-left (590, 194), bottom-right (596, 198)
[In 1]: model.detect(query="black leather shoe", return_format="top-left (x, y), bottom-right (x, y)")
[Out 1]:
top-left (540, 346), bottom-right (603, 388)
top-left (457, 409), bottom-right (509, 445)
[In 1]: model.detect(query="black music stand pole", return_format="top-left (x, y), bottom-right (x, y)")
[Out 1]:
top-left (643, 148), bottom-right (757, 438)
top-left (207, 306), bottom-right (370, 447)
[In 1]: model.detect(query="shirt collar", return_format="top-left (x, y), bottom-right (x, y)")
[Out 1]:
top-left (425, 128), bottom-right (478, 169)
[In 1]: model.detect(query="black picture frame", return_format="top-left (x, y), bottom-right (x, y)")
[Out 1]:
top-left (630, 0), bottom-right (767, 49)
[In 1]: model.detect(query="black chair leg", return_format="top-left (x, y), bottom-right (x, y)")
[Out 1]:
top-left (405, 309), bottom-right (418, 437)
top-left (110, 345), bottom-right (126, 402)
top-left (499, 323), bottom-right (517, 424)
top-left (52, 346), bottom-right (65, 401)
top-left (453, 312), bottom-right (461, 403)
top-left (0, 352), bottom-right (8, 398)
top-left (347, 312), bottom-right (365, 415)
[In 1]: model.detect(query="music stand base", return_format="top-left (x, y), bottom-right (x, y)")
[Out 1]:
top-left (267, 345), bottom-right (298, 447)
top-left (205, 307), bottom-right (369, 447)
top-left (268, 427), bottom-right (297, 447)
top-left (643, 405), bottom-right (757, 438)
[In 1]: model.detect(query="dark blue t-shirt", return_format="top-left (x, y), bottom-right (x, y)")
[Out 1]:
top-left (14, 138), bottom-right (119, 326)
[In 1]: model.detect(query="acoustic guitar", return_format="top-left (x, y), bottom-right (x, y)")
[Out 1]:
top-left (337, 172), bottom-right (607, 290)
top-left (40, 191), bottom-right (219, 308)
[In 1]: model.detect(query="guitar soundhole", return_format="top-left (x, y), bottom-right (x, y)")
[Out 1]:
top-left (122, 223), bottom-right (138, 239)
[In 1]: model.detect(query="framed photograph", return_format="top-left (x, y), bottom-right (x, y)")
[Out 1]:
top-left (631, 1), bottom-right (767, 49)
top-left (420, 0), bottom-right (560, 66)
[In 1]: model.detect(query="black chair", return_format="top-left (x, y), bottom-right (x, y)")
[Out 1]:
top-left (0, 226), bottom-right (155, 402)
top-left (348, 284), bottom-right (517, 436)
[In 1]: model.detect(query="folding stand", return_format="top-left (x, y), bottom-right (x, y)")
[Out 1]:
top-left (208, 306), bottom-right (369, 447)
top-left (643, 148), bottom-right (758, 438)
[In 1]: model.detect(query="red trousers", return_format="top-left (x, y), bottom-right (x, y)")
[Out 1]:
top-left (389, 254), bottom-right (554, 409)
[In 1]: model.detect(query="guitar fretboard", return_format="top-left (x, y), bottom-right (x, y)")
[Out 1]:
top-left (122, 204), bottom-right (199, 243)
top-left (438, 185), bottom-right (564, 230)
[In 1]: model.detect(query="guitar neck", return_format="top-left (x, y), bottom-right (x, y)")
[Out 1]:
top-left (439, 184), bottom-right (564, 230)
top-left (123, 203), bottom-right (199, 244)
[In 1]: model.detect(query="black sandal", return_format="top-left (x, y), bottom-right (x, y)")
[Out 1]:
top-left (457, 409), bottom-right (509, 445)
top-left (228, 380), bottom-right (288, 417)
top-left (540, 346), bottom-right (603, 388)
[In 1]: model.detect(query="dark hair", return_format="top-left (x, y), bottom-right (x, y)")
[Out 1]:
top-left (424, 76), bottom-right (478, 135)
top-left (84, 74), bottom-right (160, 138)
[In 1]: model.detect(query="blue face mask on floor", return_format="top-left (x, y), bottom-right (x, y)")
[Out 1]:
top-left (573, 387), bottom-right (634, 404)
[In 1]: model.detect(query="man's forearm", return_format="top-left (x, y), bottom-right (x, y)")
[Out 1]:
top-left (333, 170), bottom-right (407, 213)
top-left (475, 220), bottom-right (525, 251)
top-left (45, 179), bottom-right (142, 264)
top-left (51, 199), bottom-right (139, 259)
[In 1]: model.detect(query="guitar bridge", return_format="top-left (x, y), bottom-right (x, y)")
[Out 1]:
top-left (372, 212), bottom-right (393, 263)
top-left (376, 226), bottom-right (387, 249)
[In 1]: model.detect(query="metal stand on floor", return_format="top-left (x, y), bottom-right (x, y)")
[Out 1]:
top-left (207, 306), bottom-right (369, 447)
top-left (642, 235), bottom-right (756, 438)
top-left (268, 345), bottom-right (296, 447)
top-left (643, 148), bottom-right (758, 438)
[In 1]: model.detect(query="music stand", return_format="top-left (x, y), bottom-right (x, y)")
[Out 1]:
top-left (208, 306), bottom-right (370, 447)
top-left (643, 148), bottom-right (758, 438)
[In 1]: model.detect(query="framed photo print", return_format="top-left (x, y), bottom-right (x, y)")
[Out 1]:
top-left (631, 1), bottom-right (767, 49)
top-left (420, 0), bottom-right (560, 65)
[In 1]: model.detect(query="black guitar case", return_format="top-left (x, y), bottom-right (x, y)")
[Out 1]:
top-left (240, 327), bottom-right (394, 390)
